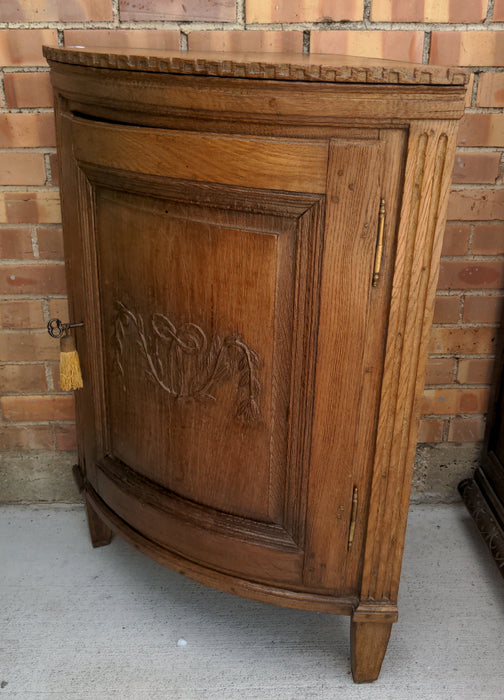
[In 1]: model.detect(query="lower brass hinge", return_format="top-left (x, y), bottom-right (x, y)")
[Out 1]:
top-left (348, 486), bottom-right (358, 551)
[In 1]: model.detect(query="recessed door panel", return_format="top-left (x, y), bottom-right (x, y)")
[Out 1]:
top-left (96, 187), bottom-right (305, 524)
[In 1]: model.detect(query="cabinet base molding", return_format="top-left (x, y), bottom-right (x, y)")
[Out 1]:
top-left (352, 603), bottom-right (399, 624)
top-left (85, 488), bottom-right (358, 616)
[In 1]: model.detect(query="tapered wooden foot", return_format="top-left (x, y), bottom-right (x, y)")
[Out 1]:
top-left (85, 499), bottom-right (113, 548)
top-left (350, 619), bottom-right (393, 683)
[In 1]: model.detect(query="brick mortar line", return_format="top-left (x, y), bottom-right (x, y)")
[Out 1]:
top-left (0, 224), bottom-right (62, 229)
top-left (2, 21), bottom-right (244, 31)
top-left (40, 298), bottom-right (53, 337)
top-left (146, 22), bottom-right (504, 31)
top-left (428, 357), bottom-right (496, 363)
top-left (469, 67), bottom-right (504, 73)
top-left (446, 219), bottom-right (504, 224)
top-left (0, 259), bottom-right (64, 265)
top-left (416, 440), bottom-right (485, 444)
top-left (441, 416), bottom-right (450, 441)
top-left (452, 353), bottom-right (460, 381)
top-left (0, 328), bottom-right (64, 334)
top-left (420, 414), bottom-right (487, 419)
top-left (434, 290), bottom-right (504, 295)
top-left (450, 183), bottom-right (504, 190)
top-left (112, 0), bottom-right (120, 25)
top-left (487, 0), bottom-right (497, 22)
top-left (0, 108), bottom-right (55, 114)
top-left (1, 391), bottom-right (72, 397)
top-left (302, 30), bottom-right (310, 54)
top-left (439, 254), bottom-right (504, 260)
top-left (0, 74), bottom-right (6, 109)
top-left (423, 383), bottom-right (493, 389)
top-left (363, 0), bottom-right (372, 23)
top-left (0, 360), bottom-right (54, 365)
top-left (0, 420), bottom-right (75, 425)
top-left (456, 147), bottom-right (504, 152)
top-left (499, 152), bottom-right (504, 181)
top-left (0, 328), bottom-right (60, 333)
top-left (0, 294), bottom-right (66, 300)
top-left (462, 107), bottom-right (504, 113)
top-left (29, 224), bottom-right (39, 258)
top-left (432, 320), bottom-right (500, 326)
top-left (471, 71), bottom-right (480, 108)
top-left (436, 317), bottom-right (502, 324)
top-left (422, 403), bottom-right (491, 407)
top-left (0, 186), bottom-right (59, 193)
top-left (44, 153), bottom-right (53, 186)
top-left (0, 143), bottom-right (57, 151)
top-left (435, 289), bottom-right (504, 296)
top-left (237, 0), bottom-right (245, 28)
top-left (2, 68), bottom-right (50, 73)
top-left (468, 222), bottom-right (476, 256)
top-left (3, 20), bottom-right (504, 31)
top-left (456, 294), bottom-right (466, 326)
top-left (422, 30), bottom-right (431, 65)
top-left (0, 294), bottom-right (67, 300)
top-left (0, 182), bottom-right (59, 188)
top-left (0, 149), bottom-right (57, 155)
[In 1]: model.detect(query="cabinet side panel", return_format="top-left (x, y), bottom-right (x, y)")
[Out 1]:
top-left (54, 99), bottom-right (90, 473)
top-left (361, 120), bottom-right (459, 604)
top-left (55, 100), bottom-right (105, 486)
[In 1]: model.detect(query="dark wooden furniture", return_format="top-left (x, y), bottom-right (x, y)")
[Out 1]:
top-left (459, 327), bottom-right (504, 579)
top-left (44, 47), bottom-right (468, 682)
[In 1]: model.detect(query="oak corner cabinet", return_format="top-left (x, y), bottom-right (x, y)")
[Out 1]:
top-left (44, 46), bottom-right (469, 682)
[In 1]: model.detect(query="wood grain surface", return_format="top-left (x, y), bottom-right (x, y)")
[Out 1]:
top-left (48, 49), bottom-right (467, 682)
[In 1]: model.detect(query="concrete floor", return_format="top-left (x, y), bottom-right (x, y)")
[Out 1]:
top-left (0, 503), bottom-right (503, 699)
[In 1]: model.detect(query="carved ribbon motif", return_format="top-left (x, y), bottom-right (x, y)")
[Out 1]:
top-left (112, 301), bottom-right (261, 422)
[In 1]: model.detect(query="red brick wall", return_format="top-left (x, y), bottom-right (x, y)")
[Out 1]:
top-left (0, 1), bottom-right (503, 454)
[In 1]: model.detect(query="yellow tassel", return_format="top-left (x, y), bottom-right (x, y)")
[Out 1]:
top-left (59, 332), bottom-right (83, 391)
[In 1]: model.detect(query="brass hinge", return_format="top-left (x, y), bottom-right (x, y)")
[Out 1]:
top-left (348, 486), bottom-right (358, 551)
top-left (372, 198), bottom-right (386, 287)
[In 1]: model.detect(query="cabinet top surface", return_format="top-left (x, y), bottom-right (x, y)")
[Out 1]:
top-left (43, 46), bottom-right (469, 87)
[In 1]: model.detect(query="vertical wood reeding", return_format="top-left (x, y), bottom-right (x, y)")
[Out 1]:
top-left (384, 132), bottom-right (450, 599)
top-left (360, 120), bottom-right (459, 604)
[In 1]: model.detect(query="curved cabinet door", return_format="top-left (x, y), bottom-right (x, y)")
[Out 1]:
top-left (59, 114), bottom-right (393, 593)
